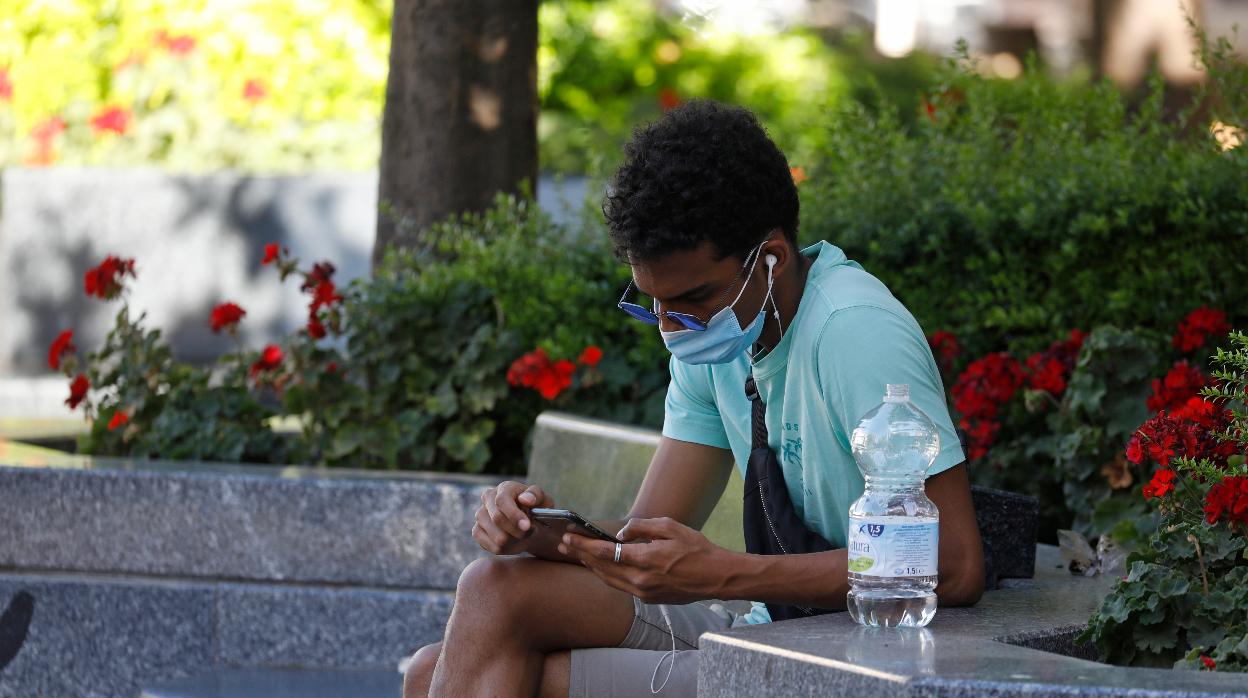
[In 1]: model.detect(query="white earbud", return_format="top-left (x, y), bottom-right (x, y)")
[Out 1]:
top-left (763, 254), bottom-right (783, 331)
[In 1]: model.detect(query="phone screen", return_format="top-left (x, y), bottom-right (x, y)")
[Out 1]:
top-left (529, 508), bottom-right (622, 544)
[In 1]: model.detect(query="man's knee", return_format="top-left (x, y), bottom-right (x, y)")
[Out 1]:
top-left (402, 642), bottom-right (441, 698)
top-left (453, 557), bottom-right (533, 618)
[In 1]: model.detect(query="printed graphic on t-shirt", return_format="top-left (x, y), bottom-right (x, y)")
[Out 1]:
top-left (782, 422), bottom-right (803, 467)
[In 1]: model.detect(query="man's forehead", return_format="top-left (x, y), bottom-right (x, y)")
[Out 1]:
top-left (629, 243), bottom-right (736, 298)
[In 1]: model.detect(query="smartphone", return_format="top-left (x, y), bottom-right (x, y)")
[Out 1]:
top-left (529, 508), bottom-right (623, 544)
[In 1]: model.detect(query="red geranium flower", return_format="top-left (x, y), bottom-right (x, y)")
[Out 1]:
top-left (261, 243), bottom-right (281, 265)
top-left (1025, 329), bottom-right (1086, 397)
top-left (90, 105), bottom-right (131, 136)
top-left (250, 344), bottom-right (284, 377)
top-left (963, 418), bottom-right (1000, 461)
top-left (28, 116), bottom-right (66, 165)
top-left (1147, 361), bottom-right (1207, 414)
top-left (1173, 307), bottom-right (1230, 352)
top-left (243, 78), bottom-right (268, 102)
top-left (48, 329), bottom-right (75, 370)
top-left (507, 349), bottom-right (577, 400)
top-left (83, 255), bottom-right (137, 299)
top-left (1204, 475), bottom-right (1248, 527)
top-left (952, 352), bottom-right (1025, 461)
top-left (157, 32), bottom-right (196, 56)
top-left (66, 373), bottom-right (89, 410)
top-left (0, 67), bottom-right (12, 102)
top-left (928, 331), bottom-right (961, 373)
top-left (306, 314), bottom-right (326, 339)
top-left (209, 302), bottom-right (246, 333)
top-left (578, 345), bottom-right (603, 367)
top-left (311, 279), bottom-right (342, 310)
top-left (1142, 468), bottom-right (1176, 500)
top-left (303, 262), bottom-right (336, 291)
top-left (108, 410), bottom-right (130, 431)
top-left (1026, 355), bottom-right (1067, 395)
top-left (535, 360), bottom-right (576, 399)
top-left (658, 87), bottom-right (681, 111)
top-left (952, 352), bottom-right (1025, 421)
top-left (1200, 655), bottom-right (1217, 670)
top-left (1125, 406), bottom-right (1236, 471)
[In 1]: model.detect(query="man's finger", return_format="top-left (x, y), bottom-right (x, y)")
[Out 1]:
top-left (563, 532), bottom-right (641, 566)
top-left (472, 523), bottom-right (501, 554)
top-left (617, 516), bottom-right (678, 542)
top-left (476, 508), bottom-right (510, 551)
top-left (484, 491), bottom-right (523, 539)
top-left (494, 489), bottom-right (531, 535)
top-left (517, 484), bottom-right (551, 508)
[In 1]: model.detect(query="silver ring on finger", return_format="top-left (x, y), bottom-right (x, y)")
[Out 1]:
top-left (613, 542), bottom-right (623, 563)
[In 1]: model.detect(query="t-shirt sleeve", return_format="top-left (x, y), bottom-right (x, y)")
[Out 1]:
top-left (661, 356), bottom-right (732, 449)
top-left (815, 306), bottom-right (965, 478)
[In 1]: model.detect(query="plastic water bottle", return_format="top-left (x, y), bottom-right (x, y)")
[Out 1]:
top-left (847, 384), bottom-right (941, 627)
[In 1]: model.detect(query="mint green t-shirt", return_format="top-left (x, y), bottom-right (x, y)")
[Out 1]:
top-left (661, 240), bottom-right (965, 625)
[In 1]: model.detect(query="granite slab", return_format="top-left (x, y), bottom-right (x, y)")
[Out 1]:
top-left (697, 545), bottom-right (1247, 697)
top-left (140, 668), bottom-right (402, 698)
top-left (0, 572), bottom-right (214, 698)
top-left (215, 582), bottom-right (453, 669)
top-left (0, 455), bottom-right (499, 589)
top-left (0, 570), bottom-right (451, 698)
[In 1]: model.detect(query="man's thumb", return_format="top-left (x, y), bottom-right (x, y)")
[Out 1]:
top-left (617, 517), bottom-right (672, 542)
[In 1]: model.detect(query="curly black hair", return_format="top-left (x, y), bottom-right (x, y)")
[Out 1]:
top-left (602, 99), bottom-right (799, 264)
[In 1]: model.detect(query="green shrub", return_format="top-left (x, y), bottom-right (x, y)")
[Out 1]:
top-left (380, 195), bottom-right (671, 472)
top-left (799, 42), bottom-right (1248, 360)
top-left (1, 0), bottom-right (936, 174)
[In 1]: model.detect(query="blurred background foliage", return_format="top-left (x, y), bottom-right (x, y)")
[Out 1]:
top-left (0, 0), bottom-right (937, 173)
top-left (0, 0), bottom-right (391, 170)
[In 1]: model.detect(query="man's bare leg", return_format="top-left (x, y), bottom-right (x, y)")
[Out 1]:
top-left (407, 555), bottom-right (635, 697)
top-left (403, 644), bottom-right (570, 698)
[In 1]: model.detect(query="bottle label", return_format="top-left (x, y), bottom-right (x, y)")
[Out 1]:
top-left (847, 516), bottom-right (939, 578)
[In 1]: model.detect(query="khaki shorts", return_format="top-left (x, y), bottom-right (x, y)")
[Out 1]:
top-left (568, 597), bottom-right (748, 698)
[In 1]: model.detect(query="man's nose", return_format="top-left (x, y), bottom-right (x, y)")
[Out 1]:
top-left (657, 312), bottom-right (684, 333)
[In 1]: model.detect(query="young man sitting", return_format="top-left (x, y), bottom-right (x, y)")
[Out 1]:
top-left (403, 100), bottom-right (984, 698)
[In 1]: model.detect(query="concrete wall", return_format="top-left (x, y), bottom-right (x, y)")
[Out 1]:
top-left (0, 167), bottom-right (588, 379)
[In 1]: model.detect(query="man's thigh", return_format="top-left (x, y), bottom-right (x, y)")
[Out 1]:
top-left (455, 555), bottom-right (637, 652)
top-left (566, 599), bottom-right (737, 698)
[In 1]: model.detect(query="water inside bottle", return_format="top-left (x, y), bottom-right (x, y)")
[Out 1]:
top-left (847, 383), bottom-right (941, 628)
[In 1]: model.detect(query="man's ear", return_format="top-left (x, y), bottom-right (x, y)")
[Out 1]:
top-left (759, 235), bottom-right (791, 275)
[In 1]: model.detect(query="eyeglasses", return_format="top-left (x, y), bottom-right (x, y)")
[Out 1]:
top-left (617, 241), bottom-right (765, 331)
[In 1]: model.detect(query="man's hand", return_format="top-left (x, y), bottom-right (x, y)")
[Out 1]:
top-left (472, 481), bottom-right (553, 556)
top-left (558, 517), bottom-right (732, 604)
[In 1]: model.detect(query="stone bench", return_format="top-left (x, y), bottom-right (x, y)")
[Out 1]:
top-left (0, 454), bottom-right (498, 697)
top-left (696, 544), bottom-right (1247, 697)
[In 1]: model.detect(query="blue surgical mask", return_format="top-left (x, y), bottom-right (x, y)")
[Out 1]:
top-left (660, 246), bottom-right (775, 365)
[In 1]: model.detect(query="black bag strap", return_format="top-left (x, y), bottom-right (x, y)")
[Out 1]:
top-left (744, 374), bottom-right (767, 451)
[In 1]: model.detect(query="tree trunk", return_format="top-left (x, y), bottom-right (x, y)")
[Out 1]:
top-left (374, 0), bottom-right (538, 266)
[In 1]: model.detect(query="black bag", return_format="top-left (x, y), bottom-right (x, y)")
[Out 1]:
top-left (741, 373), bottom-right (837, 621)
